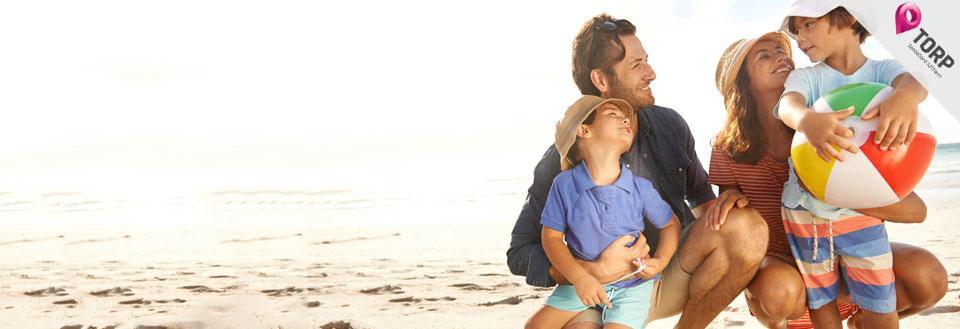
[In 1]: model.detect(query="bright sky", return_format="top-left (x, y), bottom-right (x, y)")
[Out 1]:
top-left (0, 0), bottom-right (957, 192)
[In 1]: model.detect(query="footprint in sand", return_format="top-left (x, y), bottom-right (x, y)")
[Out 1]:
top-left (449, 283), bottom-right (493, 291)
top-left (320, 321), bottom-right (355, 329)
top-left (179, 285), bottom-right (224, 293)
top-left (261, 287), bottom-right (304, 297)
top-left (24, 287), bottom-right (68, 297)
top-left (90, 287), bottom-right (134, 297)
top-left (479, 295), bottom-right (540, 306)
top-left (920, 305), bottom-right (960, 316)
top-left (360, 285), bottom-right (403, 295)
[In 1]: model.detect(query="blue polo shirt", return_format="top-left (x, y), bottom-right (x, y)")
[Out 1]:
top-left (540, 161), bottom-right (673, 288)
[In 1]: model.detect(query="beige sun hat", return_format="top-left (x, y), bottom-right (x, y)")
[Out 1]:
top-left (779, 0), bottom-right (842, 39)
top-left (715, 31), bottom-right (793, 96)
top-left (555, 95), bottom-right (634, 171)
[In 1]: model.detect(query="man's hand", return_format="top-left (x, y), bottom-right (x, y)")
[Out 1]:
top-left (589, 234), bottom-right (651, 283)
top-left (705, 188), bottom-right (749, 231)
top-left (797, 107), bottom-right (859, 161)
top-left (634, 257), bottom-right (666, 280)
top-left (860, 91), bottom-right (920, 151)
top-left (572, 276), bottom-right (612, 308)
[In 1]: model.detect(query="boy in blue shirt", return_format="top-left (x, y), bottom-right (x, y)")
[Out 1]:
top-left (524, 95), bottom-right (680, 329)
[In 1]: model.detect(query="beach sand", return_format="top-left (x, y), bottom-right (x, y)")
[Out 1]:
top-left (1, 186), bottom-right (957, 328)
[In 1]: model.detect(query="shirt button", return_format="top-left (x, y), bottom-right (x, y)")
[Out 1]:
top-left (678, 168), bottom-right (683, 172)
top-left (626, 164), bottom-right (631, 168)
top-left (643, 153), bottom-right (648, 158)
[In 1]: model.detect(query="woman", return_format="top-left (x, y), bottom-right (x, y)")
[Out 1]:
top-left (708, 32), bottom-right (947, 328)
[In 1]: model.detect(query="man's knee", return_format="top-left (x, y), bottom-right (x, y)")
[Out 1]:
top-left (718, 208), bottom-right (768, 262)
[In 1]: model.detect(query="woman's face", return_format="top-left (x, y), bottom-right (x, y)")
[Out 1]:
top-left (745, 39), bottom-right (794, 94)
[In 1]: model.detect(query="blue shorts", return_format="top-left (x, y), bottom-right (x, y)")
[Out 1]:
top-left (545, 280), bottom-right (654, 328)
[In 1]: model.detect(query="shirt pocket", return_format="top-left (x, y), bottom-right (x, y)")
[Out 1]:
top-left (664, 155), bottom-right (690, 197)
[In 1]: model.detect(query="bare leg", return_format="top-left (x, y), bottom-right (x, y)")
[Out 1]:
top-left (562, 308), bottom-right (603, 329)
top-left (808, 300), bottom-right (842, 329)
top-left (526, 306), bottom-right (581, 329)
top-left (857, 310), bottom-right (899, 329)
top-left (675, 208), bottom-right (769, 328)
top-left (744, 255), bottom-right (807, 328)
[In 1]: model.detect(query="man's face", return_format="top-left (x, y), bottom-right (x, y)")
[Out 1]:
top-left (604, 35), bottom-right (657, 109)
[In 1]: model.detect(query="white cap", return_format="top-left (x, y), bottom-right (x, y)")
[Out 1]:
top-left (779, 0), bottom-right (842, 39)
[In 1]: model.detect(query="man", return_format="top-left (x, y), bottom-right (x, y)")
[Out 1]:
top-left (507, 14), bottom-right (769, 328)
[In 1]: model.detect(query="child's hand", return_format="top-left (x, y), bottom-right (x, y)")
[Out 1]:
top-left (797, 107), bottom-right (859, 161)
top-left (572, 276), bottom-right (611, 308)
top-left (634, 257), bottom-right (667, 280)
top-left (860, 91), bottom-right (920, 151)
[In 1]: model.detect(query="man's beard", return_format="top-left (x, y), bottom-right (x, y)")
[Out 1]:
top-left (608, 77), bottom-right (654, 109)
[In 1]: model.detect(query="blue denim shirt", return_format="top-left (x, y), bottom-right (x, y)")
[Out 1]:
top-left (541, 161), bottom-right (673, 288)
top-left (507, 105), bottom-right (716, 287)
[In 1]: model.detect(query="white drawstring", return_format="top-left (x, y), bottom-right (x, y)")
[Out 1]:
top-left (811, 217), bottom-right (835, 270)
top-left (605, 258), bottom-right (646, 286)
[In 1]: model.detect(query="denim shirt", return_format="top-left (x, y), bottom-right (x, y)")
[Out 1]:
top-left (507, 105), bottom-right (716, 287)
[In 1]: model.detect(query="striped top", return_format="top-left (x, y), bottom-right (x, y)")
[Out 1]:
top-left (708, 147), bottom-right (791, 256)
top-left (710, 148), bottom-right (861, 325)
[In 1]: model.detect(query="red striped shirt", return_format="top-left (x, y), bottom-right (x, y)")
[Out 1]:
top-left (710, 147), bottom-right (860, 324)
top-left (708, 147), bottom-right (791, 256)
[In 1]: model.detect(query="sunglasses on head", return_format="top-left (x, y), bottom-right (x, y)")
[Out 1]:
top-left (588, 20), bottom-right (629, 70)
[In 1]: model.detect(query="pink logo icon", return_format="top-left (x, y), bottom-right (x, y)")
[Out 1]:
top-left (896, 3), bottom-right (922, 34)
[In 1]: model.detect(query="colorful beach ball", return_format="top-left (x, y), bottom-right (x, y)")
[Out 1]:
top-left (790, 82), bottom-right (937, 209)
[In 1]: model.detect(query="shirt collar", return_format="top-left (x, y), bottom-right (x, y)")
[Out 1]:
top-left (571, 160), bottom-right (634, 194)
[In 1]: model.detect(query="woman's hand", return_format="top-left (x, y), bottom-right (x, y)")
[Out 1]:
top-left (571, 276), bottom-right (612, 308)
top-left (797, 107), bottom-right (859, 162)
top-left (705, 188), bottom-right (750, 231)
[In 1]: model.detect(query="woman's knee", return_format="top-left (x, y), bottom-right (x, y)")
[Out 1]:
top-left (893, 243), bottom-right (948, 308)
top-left (747, 257), bottom-right (806, 319)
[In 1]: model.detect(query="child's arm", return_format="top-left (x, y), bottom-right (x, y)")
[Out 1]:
top-left (779, 92), bottom-right (859, 162)
top-left (541, 227), bottom-right (611, 308)
top-left (855, 192), bottom-right (926, 224)
top-left (635, 215), bottom-right (681, 279)
top-left (860, 74), bottom-right (928, 151)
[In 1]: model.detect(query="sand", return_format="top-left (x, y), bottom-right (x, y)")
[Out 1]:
top-left (1, 185), bottom-right (957, 328)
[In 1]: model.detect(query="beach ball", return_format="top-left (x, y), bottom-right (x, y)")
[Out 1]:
top-left (791, 82), bottom-right (937, 209)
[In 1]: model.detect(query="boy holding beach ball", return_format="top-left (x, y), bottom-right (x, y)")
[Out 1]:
top-left (775, 1), bottom-right (930, 328)
top-left (524, 95), bottom-right (680, 329)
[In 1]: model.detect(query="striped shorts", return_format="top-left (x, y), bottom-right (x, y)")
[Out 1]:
top-left (782, 207), bottom-right (896, 314)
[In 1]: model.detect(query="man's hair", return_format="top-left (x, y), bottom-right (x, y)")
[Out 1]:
top-left (788, 7), bottom-right (870, 44)
top-left (572, 14), bottom-right (637, 96)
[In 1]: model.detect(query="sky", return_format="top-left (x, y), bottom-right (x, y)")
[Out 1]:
top-left (0, 0), bottom-right (957, 192)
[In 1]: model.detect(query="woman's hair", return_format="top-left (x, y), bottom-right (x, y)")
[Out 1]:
top-left (713, 60), bottom-right (765, 165)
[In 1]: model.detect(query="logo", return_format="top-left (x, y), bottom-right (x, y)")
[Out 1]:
top-left (898, 2), bottom-right (953, 77)
top-left (895, 3), bottom-right (921, 34)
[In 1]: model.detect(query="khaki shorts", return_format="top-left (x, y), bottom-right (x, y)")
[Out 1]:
top-left (646, 225), bottom-right (694, 323)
